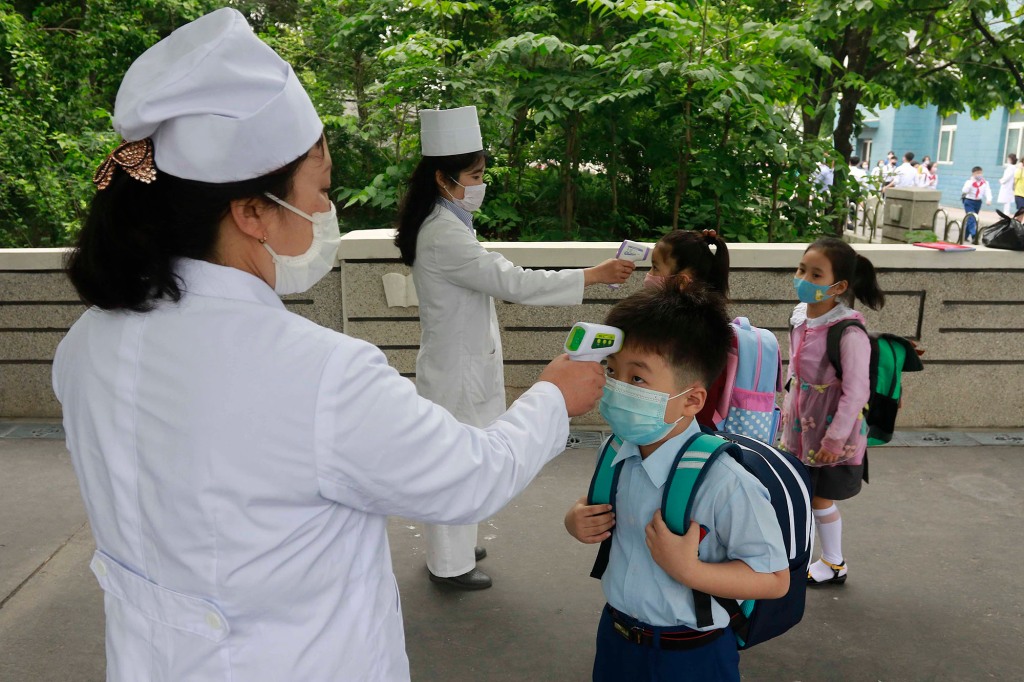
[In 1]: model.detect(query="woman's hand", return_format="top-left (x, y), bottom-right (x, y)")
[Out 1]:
top-left (564, 496), bottom-right (615, 543)
top-left (584, 258), bottom-right (635, 286)
top-left (538, 354), bottom-right (605, 416)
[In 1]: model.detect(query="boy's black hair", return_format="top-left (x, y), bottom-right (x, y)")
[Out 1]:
top-left (849, 155), bottom-right (860, 166)
top-left (604, 282), bottom-right (732, 388)
top-left (971, 166), bottom-right (983, 173)
top-left (904, 151), bottom-right (914, 162)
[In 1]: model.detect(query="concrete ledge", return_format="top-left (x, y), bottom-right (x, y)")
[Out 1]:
top-left (3, 235), bottom-right (1024, 427)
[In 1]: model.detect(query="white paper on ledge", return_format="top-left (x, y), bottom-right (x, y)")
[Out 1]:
top-left (382, 272), bottom-right (418, 308)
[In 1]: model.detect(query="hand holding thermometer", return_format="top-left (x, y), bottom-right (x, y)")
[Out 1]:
top-left (564, 322), bottom-right (624, 362)
top-left (610, 240), bottom-right (652, 289)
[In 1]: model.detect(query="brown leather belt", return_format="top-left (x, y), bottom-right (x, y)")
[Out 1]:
top-left (606, 605), bottom-right (729, 651)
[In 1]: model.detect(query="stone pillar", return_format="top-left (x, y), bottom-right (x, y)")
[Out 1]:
top-left (881, 187), bottom-right (942, 243)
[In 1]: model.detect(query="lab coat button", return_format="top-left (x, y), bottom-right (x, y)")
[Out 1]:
top-left (205, 612), bottom-right (223, 630)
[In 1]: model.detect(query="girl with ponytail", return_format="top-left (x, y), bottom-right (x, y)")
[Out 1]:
top-left (644, 228), bottom-right (730, 297)
top-left (781, 236), bottom-right (884, 587)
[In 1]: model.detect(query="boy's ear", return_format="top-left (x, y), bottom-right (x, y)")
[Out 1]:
top-left (680, 385), bottom-right (707, 417)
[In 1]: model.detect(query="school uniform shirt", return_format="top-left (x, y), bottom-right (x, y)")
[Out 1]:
top-left (52, 258), bottom-right (574, 682)
top-left (601, 418), bottom-right (788, 631)
top-left (961, 176), bottom-right (992, 203)
top-left (891, 162), bottom-right (917, 188)
top-left (780, 303), bottom-right (871, 467)
top-left (849, 166), bottom-right (867, 189)
top-left (1014, 164), bottom-right (1024, 198)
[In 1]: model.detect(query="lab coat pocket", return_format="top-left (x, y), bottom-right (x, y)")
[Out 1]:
top-left (462, 351), bottom-right (502, 405)
top-left (90, 550), bottom-right (231, 643)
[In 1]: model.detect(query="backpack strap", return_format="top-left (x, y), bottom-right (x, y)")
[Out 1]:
top-left (730, 318), bottom-right (761, 393)
top-left (825, 319), bottom-right (867, 381)
top-left (662, 433), bottom-right (737, 629)
top-left (588, 435), bottom-right (624, 580)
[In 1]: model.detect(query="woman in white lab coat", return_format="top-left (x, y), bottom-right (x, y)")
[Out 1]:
top-left (53, 10), bottom-right (605, 681)
top-left (394, 107), bottom-right (634, 589)
top-left (998, 154), bottom-right (1019, 215)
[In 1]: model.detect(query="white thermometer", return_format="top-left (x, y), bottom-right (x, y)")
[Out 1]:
top-left (564, 322), bottom-right (624, 362)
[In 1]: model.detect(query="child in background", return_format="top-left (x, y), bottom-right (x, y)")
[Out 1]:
top-left (923, 162), bottom-right (938, 189)
top-left (960, 166), bottom-right (992, 242)
top-left (644, 229), bottom-right (731, 428)
top-left (565, 284), bottom-right (788, 682)
top-left (644, 229), bottom-right (729, 296)
top-left (780, 237), bottom-right (884, 586)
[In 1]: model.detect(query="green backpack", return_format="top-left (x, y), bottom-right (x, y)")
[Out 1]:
top-left (825, 320), bottom-right (924, 446)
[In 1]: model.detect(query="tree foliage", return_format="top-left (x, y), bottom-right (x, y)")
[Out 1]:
top-left (1, 0), bottom-right (1021, 247)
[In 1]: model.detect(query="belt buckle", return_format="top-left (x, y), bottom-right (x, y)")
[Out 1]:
top-left (629, 625), bottom-right (644, 645)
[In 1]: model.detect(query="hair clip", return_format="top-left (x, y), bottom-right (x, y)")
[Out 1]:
top-left (93, 138), bottom-right (157, 190)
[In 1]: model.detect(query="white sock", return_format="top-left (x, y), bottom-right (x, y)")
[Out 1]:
top-left (809, 504), bottom-right (845, 581)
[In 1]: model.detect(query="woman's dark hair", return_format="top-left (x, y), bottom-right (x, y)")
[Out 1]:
top-left (805, 237), bottom-right (885, 311)
top-left (658, 229), bottom-right (730, 298)
top-left (67, 138), bottom-right (324, 312)
top-left (394, 151), bottom-right (487, 266)
top-left (1010, 153), bottom-right (1019, 165)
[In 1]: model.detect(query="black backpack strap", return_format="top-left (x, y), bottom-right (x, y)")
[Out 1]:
top-left (825, 320), bottom-right (867, 381)
top-left (589, 437), bottom-right (624, 580)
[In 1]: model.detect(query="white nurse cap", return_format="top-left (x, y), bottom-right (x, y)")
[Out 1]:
top-left (111, 7), bottom-right (322, 183)
top-left (419, 106), bottom-right (483, 157)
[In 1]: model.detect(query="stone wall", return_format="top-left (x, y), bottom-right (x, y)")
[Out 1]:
top-left (3, 237), bottom-right (1023, 427)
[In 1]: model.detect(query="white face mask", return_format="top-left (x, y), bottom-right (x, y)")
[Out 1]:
top-left (446, 178), bottom-right (487, 213)
top-left (262, 193), bottom-right (341, 295)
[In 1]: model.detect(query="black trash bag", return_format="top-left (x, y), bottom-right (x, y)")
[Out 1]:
top-left (981, 210), bottom-right (1024, 251)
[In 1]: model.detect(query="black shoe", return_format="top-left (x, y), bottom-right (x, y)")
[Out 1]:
top-left (475, 546), bottom-right (487, 562)
top-left (807, 559), bottom-right (848, 585)
top-left (429, 568), bottom-right (492, 590)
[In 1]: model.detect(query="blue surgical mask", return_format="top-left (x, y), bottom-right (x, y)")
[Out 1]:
top-left (599, 377), bottom-right (692, 446)
top-left (793, 277), bottom-right (839, 304)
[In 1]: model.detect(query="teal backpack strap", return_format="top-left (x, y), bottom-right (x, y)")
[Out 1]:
top-left (662, 432), bottom-right (737, 629)
top-left (589, 435), bottom-right (624, 580)
top-left (661, 433), bottom-right (731, 535)
top-left (587, 435), bottom-right (623, 506)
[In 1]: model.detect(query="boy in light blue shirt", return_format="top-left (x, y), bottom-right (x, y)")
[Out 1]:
top-left (565, 283), bottom-right (789, 682)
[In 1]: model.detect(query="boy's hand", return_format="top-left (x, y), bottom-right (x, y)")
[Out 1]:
top-left (645, 511), bottom-right (702, 585)
top-left (564, 496), bottom-right (615, 543)
top-left (583, 258), bottom-right (635, 286)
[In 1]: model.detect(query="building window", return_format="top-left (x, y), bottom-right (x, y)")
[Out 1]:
top-left (937, 113), bottom-right (957, 164)
top-left (861, 139), bottom-right (873, 165)
top-left (1005, 111), bottom-right (1024, 161)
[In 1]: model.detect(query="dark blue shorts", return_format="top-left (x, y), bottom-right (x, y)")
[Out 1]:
top-left (592, 606), bottom-right (740, 682)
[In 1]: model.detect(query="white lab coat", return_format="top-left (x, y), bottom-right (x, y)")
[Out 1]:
top-left (412, 205), bottom-right (584, 575)
top-left (52, 258), bottom-right (572, 681)
top-left (998, 163), bottom-right (1018, 206)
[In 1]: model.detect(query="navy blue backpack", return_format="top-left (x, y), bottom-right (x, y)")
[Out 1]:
top-left (588, 429), bottom-right (813, 649)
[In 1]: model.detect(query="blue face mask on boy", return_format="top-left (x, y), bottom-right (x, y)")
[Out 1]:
top-left (793, 277), bottom-right (840, 304)
top-left (599, 377), bottom-right (693, 446)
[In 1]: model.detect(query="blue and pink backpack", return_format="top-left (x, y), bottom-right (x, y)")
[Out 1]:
top-left (708, 318), bottom-right (783, 444)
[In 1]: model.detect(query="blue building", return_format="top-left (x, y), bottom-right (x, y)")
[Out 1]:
top-left (856, 104), bottom-right (1024, 207)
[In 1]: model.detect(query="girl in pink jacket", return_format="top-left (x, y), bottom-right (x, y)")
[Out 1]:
top-left (780, 237), bottom-right (884, 586)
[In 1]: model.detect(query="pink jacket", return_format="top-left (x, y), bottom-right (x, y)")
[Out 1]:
top-left (780, 303), bottom-right (871, 467)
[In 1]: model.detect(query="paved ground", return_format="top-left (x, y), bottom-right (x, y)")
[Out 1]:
top-left (1, 433), bottom-right (1022, 681)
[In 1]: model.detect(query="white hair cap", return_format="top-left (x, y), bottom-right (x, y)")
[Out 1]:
top-left (419, 106), bottom-right (483, 157)
top-left (113, 8), bottom-right (322, 183)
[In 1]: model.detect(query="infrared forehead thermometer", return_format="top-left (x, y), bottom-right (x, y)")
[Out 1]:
top-left (564, 322), bottom-right (624, 362)
top-left (610, 240), bottom-right (652, 289)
